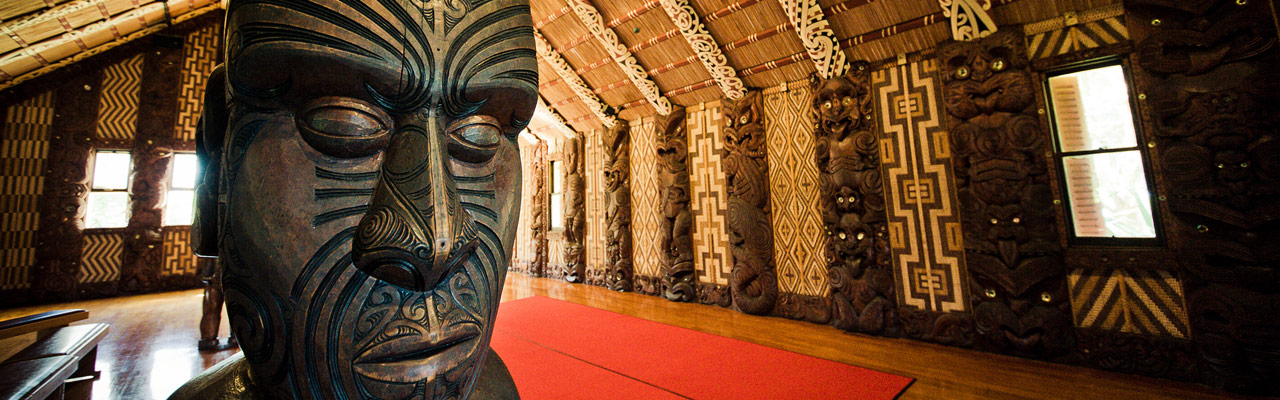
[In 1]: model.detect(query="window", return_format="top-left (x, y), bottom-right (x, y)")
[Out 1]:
top-left (1046, 63), bottom-right (1158, 243)
top-left (549, 160), bottom-right (564, 230)
top-left (86, 150), bottom-right (132, 229)
top-left (164, 152), bottom-right (200, 226)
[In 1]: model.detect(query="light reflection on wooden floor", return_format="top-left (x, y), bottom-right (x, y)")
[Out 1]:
top-left (0, 273), bottom-right (1256, 399)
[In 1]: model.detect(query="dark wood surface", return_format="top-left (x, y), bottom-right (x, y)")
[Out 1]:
top-left (0, 274), bottom-right (1266, 400)
top-left (0, 310), bottom-right (87, 339)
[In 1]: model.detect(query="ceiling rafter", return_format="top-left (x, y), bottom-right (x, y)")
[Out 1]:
top-left (568, 0), bottom-right (672, 115)
top-left (552, 1), bottom-right (661, 54)
top-left (776, 0), bottom-right (848, 80)
top-left (534, 28), bottom-right (617, 128)
top-left (536, 95), bottom-right (578, 139)
top-left (534, 4), bottom-right (572, 29)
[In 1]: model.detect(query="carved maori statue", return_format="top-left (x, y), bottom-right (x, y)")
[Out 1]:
top-left (1126, 0), bottom-right (1280, 393)
top-left (810, 62), bottom-right (898, 336)
top-left (33, 73), bottom-right (95, 302)
top-left (197, 257), bottom-right (237, 351)
top-left (562, 136), bottom-right (586, 283)
top-left (171, 0), bottom-right (537, 398)
top-left (722, 91), bottom-right (777, 315)
top-left (656, 108), bottom-right (695, 302)
top-left (529, 139), bottom-right (548, 277)
top-left (603, 121), bottom-right (634, 292)
top-left (939, 31), bottom-right (1073, 358)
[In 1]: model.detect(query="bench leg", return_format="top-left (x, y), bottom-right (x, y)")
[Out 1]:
top-left (63, 347), bottom-right (98, 400)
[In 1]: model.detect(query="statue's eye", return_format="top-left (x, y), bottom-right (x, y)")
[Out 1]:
top-left (841, 96), bottom-right (854, 107)
top-left (297, 97), bottom-right (391, 158)
top-left (447, 115), bottom-right (501, 163)
top-left (956, 66), bottom-right (971, 79)
top-left (990, 58), bottom-right (1006, 72)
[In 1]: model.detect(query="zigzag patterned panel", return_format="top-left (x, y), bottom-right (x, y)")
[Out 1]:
top-left (95, 54), bottom-right (142, 141)
top-left (80, 232), bottom-right (123, 284)
top-left (0, 90), bottom-right (54, 290)
top-left (630, 117), bottom-right (662, 278)
top-left (872, 59), bottom-right (969, 313)
top-left (175, 24), bottom-right (221, 142)
top-left (686, 102), bottom-right (730, 286)
top-left (162, 228), bottom-right (197, 277)
top-left (763, 82), bottom-right (830, 297)
top-left (1024, 5), bottom-right (1128, 60)
top-left (1069, 268), bottom-right (1189, 339)
top-left (584, 130), bottom-right (608, 284)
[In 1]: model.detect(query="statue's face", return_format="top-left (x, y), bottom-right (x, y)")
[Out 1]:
top-left (203, 1), bottom-right (536, 398)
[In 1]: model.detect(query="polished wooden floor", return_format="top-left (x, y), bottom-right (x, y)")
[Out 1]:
top-left (0, 274), bottom-right (1262, 400)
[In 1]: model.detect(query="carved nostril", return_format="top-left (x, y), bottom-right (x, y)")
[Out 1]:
top-left (436, 238), bottom-right (449, 251)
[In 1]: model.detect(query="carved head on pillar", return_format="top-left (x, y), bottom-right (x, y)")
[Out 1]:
top-left (193, 0), bottom-right (536, 397)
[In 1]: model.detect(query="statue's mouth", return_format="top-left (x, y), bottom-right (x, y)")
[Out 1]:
top-left (353, 324), bottom-right (482, 382)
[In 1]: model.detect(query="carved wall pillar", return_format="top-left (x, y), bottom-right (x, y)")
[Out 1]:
top-left (723, 91), bottom-right (778, 315)
top-left (32, 72), bottom-right (97, 302)
top-left (604, 120), bottom-right (634, 291)
top-left (1125, 0), bottom-right (1280, 393)
top-left (657, 109), bottom-right (695, 301)
top-left (530, 139), bottom-right (548, 278)
top-left (562, 137), bottom-right (587, 283)
top-left (939, 31), bottom-right (1073, 358)
top-left (811, 62), bottom-right (898, 335)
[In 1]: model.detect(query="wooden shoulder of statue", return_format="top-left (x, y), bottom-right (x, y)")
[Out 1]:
top-left (177, 0), bottom-right (537, 398)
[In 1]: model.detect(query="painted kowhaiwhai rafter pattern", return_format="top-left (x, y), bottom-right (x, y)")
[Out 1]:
top-left (658, 0), bottom-right (744, 100)
top-left (568, 0), bottom-right (673, 115)
top-left (534, 29), bottom-right (617, 128)
top-left (776, 0), bottom-right (848, 79)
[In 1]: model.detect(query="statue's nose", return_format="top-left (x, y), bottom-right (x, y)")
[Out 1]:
top-left (351, 116), bottom-right (477, 291)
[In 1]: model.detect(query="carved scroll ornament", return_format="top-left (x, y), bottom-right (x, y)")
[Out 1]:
top-left (723, 91), bottom-right (778, 315)
top-left (811, 62), bottom-right (897, 335)
top-left (939, 0), bottom-right (998, 41)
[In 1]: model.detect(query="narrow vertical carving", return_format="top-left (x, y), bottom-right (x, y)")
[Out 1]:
top-left (811, 62), bottom-right (898, 335)
top-left (1126, 0), bottom-right (1280, 393)
top-left (34, 72), bottom-right (98, 301)
top-left (562, 137), bottom-right (587, 283)
top-left (604, 121), bottom-right (634, 291)
top-left (657, 109), bottom-right (695, 301)
top-left (723, 91), bottom-right (778, 315)
top-left (121, 47), bottom-right (181, 293)
top-left (939, 31), bottom-right (1073, 358)
top-left (530, 140), bottom-right (549, 277)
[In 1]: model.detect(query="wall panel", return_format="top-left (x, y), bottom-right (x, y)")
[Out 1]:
top-left (686, 102), bottom-right (731, 304)
top-left (763, 82), bottom-right (830, 297)
top-left (629, 117), bottom-right (662, 280)
top-left (584, 130), bottom-right (608, 285)
top-left (0, 90), bottom-right (54, 291)
top-left (175, 24), bottom-right (221, 143)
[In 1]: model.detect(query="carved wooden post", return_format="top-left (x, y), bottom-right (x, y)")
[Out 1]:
top-left (657, 109), bottom-right (694, 301)
top-left (604, 120), bottom-right (634, 292)
top-left (530, 139), bottom-right (548, 278)
top-left (938, 31), bottom-right (1073, 357)
top-left (723, 91), bottom-right (778, 315)
top-left (810, 62), bottom-right (898, 334)
top-left (33, 72), bottom-right (97, 302)
top-left (121, 45), bottom-right (181, 293)
top-left (562, 137), bottom-right (587, 283)
top-left (1125, 0), bottom-right (1280, 393)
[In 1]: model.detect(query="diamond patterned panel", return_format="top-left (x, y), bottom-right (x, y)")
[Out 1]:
top-left (763, 82), bottom-right (830, 297)
top-left (630, 117), bottom-right (662, 278)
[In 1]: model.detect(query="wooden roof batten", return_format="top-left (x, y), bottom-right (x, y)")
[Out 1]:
top-left (534, 28), bottom-right (618, 128)
top-left (657, 0), bottom-right (744, 99)
top-left (568, 0), bottom-right (673, 115)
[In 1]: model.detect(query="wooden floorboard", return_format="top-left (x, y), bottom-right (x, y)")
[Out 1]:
top-left (0, 273), bottom-right (1263, 399)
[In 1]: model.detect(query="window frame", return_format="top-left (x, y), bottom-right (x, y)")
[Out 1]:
top-left (548, 160), bottom-right (564, 231)
top-left (163, 151), bottom-right (200, 227)
top-left (85, 149), bottom-right (133, 230)
top-left (1042, 57), bottom-right (1164, 247)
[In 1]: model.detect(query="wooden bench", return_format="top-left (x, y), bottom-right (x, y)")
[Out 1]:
top-left (0, 310), bottom-right (108, 400)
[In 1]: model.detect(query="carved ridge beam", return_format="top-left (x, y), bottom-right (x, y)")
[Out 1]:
top-left (776, 0), bottom-right (849, 79)
top-left (568, 0), bottom-right (673, 115)
top-left (534, 29), bottom-right (618, 127)
top-left (658, 0), bottom-right (745, 99)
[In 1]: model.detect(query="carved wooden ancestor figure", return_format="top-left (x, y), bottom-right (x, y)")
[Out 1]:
top-left (722, 91), bottom-right (778, 315)
top-left (656, 109), bottom-right (695, 301)
top-left (811, 62), bottom-right (897, 335)
top-left (1126, 0), bottom-right (1280, 393)
top-left (529, 140), bottom-right (548, 277)
top-left (171, 0), bottom-right (538, 398)
top-left (604, 121), bottom-right (634, 292)
top-left (562, 137), bottom-right (586, 283)
top-left (939, 31), bottom-right (1073, 358)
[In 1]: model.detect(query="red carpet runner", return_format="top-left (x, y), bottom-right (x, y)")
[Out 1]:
top-left (490, 296), bottom-right (914, 399)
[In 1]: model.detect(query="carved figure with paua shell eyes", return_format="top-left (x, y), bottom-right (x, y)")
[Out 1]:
top-left (175, 0), bottom-right (538, 398)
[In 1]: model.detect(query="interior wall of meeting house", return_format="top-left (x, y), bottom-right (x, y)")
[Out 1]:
top-left (0, 0), bottom-right (1277, 397)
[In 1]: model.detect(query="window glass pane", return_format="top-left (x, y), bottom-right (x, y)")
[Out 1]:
top-left (92, 152), bottom-right (132, 190)
top-left (86, 192), bottom-right (130, 229)
top-left (164, 189), bottom-right (195, 226)
top-left (550, 193), bottom-right (564, 229)
top-left (1062, 151), bottom-right (1155, 238)
top-left (550, 161), bottom-right (563, 193)
top-left (1049, 65), bottom-right (1139, 152)
top-left (171, 153), bottom-right (200, 189)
